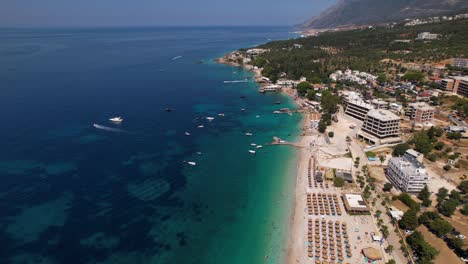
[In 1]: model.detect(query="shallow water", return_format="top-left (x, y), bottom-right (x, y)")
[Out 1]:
top-left (0, 27), bottom-right (301, 264)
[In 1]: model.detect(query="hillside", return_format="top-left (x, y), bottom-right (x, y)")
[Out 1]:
top-left (249, 19), bottom-right (468, 82)
top-left (301, 0), bottom-right (468, 29)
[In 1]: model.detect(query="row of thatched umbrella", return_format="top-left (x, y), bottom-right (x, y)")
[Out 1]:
top-left (307, 219), bottom-right (350, 261)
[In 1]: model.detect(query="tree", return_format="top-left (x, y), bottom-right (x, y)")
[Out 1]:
top-left (447, 132), bottom-right (462, 140)
top-left (447, 237), bottom-right (464, 250)
top-left (399, 209), bottom-right (419, 230)
top-left (428, 218), bottom-right (453, 237)
top-left (461, 204), bottom-right (468, 215)
top-left (383, 182), bottom-right (393, 192)
top-left (392, 143), bottom-right (410, 156)
top-left (306, 90), bottom-right (316, 101)
top-left (402, 71), bottom-right (425, 82)
top-left (449, 190), bottom-right (462, 205)
top-left (436, 187), bottom-right (449, 204)
top-left (443, 165), bottom-right (451, 171)
top-left (296, 82), bottom-right (311, 97)
top-left (434, 141), bottom-right (445, 151)
top-left (399, 193), bottom-right (420, 211)
top-left (320, 90), bottom-right (340, 114)
top-left (385, 260), bottom-right (396, 264)
top-left (318, 121), bottom-right (327, 133)
top-left (418, 185), bottom-right (432, 207)
top-left (406, 231), bottom-right (439, 263)
top-left (418, 211), bottom-right (440, 226)
top-left (438, 199), bottom-right (458, 217)
top-left (457, 180), bottom-right (468, 194)
top-left (377, 74), bottom-right (387, 83)
top-left (412, 131), bottom-right (433, 155)
top-left (334, 176), bottom-right (345, 187)
top-left (328, 131), bottom-right (334, 138)
top-left (385, 245), bottom-right (394, 253)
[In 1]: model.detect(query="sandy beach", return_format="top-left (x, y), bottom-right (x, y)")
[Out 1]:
top-left (286, 131), bottom-right (313, 264)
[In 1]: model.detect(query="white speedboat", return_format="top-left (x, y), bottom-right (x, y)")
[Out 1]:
top-left (188, 161), bottom-right (196, 166)
top-left (256, 145), bottom-right (263, 149)
top-left (249, 150), bottom-right (256, 154)
top-left (251, 143), bottom-right (257, 146)
top-left (197, 125), bottom-right (204, 128)
top-left (185, 132), bottom-right (191, 136)
top-left (109, 116), bottom-right (123, 123)
top-left (218, 113), bottom-right (225, 117)
top-left (245, 133), bottom-right (253, 136)
top-left (206, 117), bottom-right (215, 121)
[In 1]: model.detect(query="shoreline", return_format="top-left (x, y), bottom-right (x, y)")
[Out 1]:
top-left (216, 52), bottom-right (309, 264)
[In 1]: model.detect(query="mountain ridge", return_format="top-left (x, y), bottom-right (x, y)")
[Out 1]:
top-left (301, 0), bottom-right (468, 29)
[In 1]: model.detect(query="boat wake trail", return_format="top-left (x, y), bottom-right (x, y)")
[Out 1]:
top-left (93, 124), bottom-right (125, 133)
top-left (171, 56), bottom-right (183, 61)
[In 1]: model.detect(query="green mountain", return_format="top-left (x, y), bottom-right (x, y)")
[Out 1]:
top-left (301, 0), bottom-right (468, 29)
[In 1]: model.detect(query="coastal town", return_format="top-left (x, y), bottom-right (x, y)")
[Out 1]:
top-left (219, 15), bottom-right (468, 264)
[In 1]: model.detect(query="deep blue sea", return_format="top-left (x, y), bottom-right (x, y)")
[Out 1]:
top-left (0, 27), bottom-right (301, 264)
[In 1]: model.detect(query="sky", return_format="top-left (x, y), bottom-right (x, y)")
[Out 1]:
top-left (0, 0), bottom-right (336, 27)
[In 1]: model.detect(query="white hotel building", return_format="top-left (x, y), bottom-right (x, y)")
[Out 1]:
top-left (386, 150), bottom-right (429, 193)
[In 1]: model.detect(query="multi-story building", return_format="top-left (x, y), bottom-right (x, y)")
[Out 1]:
top-left (458, 78), bottom-right (468, 97)
top-left (440, 77), bottom-right (468, 97)
top-left (453, 58), bottom-right (468, 68)
top-left (405, 102), bottom-right (435, 123)
top-left (440, 79), bottom-right (455, 91)
top-left (357, 109), bottom-right (401, 145)
top-left (371, 99), bottom-right (389, 109)
top-left (417, 32), bottom-right (438, 40)
top-left (345, 99), bottom-right (374, 121)
top-left (386, 150), bottom-right (429, 192)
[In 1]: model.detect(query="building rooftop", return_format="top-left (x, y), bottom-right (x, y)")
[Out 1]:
top-left (366, 109), bottom-right (399, 121)
top-left (408, 102), bottom-right (434, 111)
top-left (348, 98), bottom-right (374, 110)
top-left (343, 194), bottom-right (368, 209)
top-left (390, 154), bottom-right (428, 176)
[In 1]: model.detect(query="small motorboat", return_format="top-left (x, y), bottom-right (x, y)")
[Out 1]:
top-left (248, 150), bottom-right (256, 154)
top-left (206, 117), bottom-right (215, 121)
top-left (187, 161), bottom-right (196, 166)
top-left (256, 115), bottom-right (260, 118)
top-left (185, 132), bottom-right (191, 136)
top-left (109, 117), bottom-right (123, 123)
top-left (241, 109), bottom-right (246, 111)
top-left (256, 145), bottom-right (263, 149)
top-left (245, 133), bottom-right (253, 136)
top-left (218, 113), bottom-right (225, 117)
top-left (197, 125), bottom-right (204, 128)
top-left (251, 143), bottom-right (257, 146)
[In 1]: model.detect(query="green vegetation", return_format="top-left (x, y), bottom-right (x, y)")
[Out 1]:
top-left (333, 176), bottom-right (345, 187)
top-left (428, 218), bottom-right (453, 237)
top-left (328, 131), bottom-right (334, 138)
top-left (296, 81), bottom-right (311, 97)
top-left (392, 142), bottom-right (410, 156)
top-left (365, 151), bottom-right (376, 158)
top-left (417, 185), bottom-right (432, 207)
top-left (458, 180), bottom-right (468, 194)
top-left (438, 199), bottom-right (458, 217)
top-left (399, 193), bottom-right (420, 211)
top-left (402, 71), bottom-right (425, 82)
top-left (383, 182), bottom-right (393, 192)
top-left (253, 19), bottom-right (468, 83)
top-left (436, 187), bottom-right (449, 204)
top-left (406, 231), bottom-right (439, 264)
top-left (399, 209), bottom-right (419, 230)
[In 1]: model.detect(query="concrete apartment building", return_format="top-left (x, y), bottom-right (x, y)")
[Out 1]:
top-left (357, 109), bottom-right (401, 145)
top-left (405, 102), bottom-right (435, 124)
top-left (453, 58), bottom-right (468, 68)
top-left (371, 99), bottom-right (389, 109)
top-left (386, 149), bottom-right (429, 193)
top-left (458, 78), bottom-right (468, 97)
top-left (440, 77), bottom-right (468, 97)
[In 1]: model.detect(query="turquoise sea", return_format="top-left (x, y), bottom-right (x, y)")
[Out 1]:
top-left (0, 27), bottom-right (301, 264)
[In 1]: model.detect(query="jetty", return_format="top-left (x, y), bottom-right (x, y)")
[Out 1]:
top-left (268, 136), bottom-right (304, 148)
